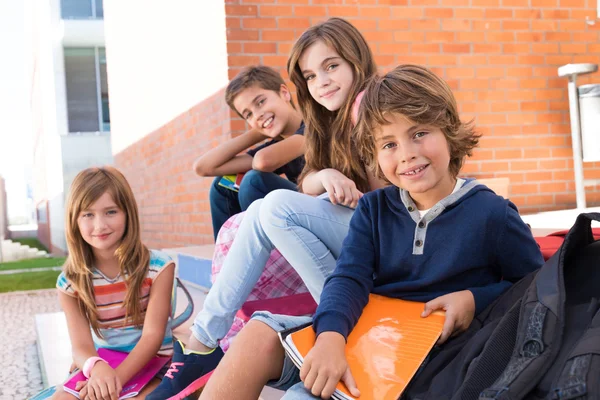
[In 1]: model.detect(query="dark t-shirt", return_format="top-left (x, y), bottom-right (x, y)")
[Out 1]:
top-left (246, 122), bottom-right (305, 184)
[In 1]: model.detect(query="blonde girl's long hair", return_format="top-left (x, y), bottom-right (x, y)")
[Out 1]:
top-left (64, 166), bottom-right (150, 337)
top-left (287, 17), bottom-right (377, 193)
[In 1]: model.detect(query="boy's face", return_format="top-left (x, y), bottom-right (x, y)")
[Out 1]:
top-left (298, 40), bottom-right (354, 112)
top-left (375, 113), bottom-right (455, 209)
top-left (233, 84), bottom-right (294, 138)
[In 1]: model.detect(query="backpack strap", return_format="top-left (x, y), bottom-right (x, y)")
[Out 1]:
top-left (549, 308), bottom-right (600, 400)
top-left (479, 302), bottom-right (549, 399)
top-left (171, 277), bottom-right (194, 329)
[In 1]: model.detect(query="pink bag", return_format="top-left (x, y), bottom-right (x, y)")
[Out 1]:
top-left (212, 212), bottom-right (317, 351)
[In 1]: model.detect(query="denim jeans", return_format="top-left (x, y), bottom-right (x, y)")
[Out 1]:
top-left (191, 189), bottom-right (355, 348)
top-left (209, 170), bottom-right (297, 240)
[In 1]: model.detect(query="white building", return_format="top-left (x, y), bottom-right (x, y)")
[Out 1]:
top-left (31, 0), bottom-right (113, 254)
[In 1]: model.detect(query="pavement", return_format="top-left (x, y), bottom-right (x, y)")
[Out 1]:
top-left (0, 289), bottom-right (61, 399)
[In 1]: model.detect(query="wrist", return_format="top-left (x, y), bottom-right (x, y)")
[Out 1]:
top-left (317, 331), bottom-right (346, 344)
top-left (82, 356), bottom-right (107, 378)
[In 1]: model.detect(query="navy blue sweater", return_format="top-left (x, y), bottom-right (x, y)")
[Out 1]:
top-left (314, 180), bottom-right (544, 339)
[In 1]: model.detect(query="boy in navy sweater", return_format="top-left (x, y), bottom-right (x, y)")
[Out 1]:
top-left (297, 65), bottom-right (544, 399)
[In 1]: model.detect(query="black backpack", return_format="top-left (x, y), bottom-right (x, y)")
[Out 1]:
top-left (406, 212), bottom-right (600, 400)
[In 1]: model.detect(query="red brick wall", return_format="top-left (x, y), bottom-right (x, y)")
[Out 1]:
top-left (116, 1), bottom-right (600, 247)
top-left (226, 0), bottom-right (600, 213)
top-left (115, 89), bottom-right (234, 248)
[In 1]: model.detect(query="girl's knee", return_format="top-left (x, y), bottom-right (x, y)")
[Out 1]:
top-left (259, 190), bottom-right (305, 226)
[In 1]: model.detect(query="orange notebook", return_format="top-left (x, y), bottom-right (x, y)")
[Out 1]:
top-left (279, 294), bottom-right (446, 400)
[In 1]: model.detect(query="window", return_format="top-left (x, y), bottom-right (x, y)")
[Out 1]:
top-left (61, 0), bottom-right (103, 19)
top-left (64, 47), bottom-right (110, 133)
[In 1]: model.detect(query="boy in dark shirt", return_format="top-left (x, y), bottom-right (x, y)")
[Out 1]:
top-left (193, 66), bottom-right (305, 239)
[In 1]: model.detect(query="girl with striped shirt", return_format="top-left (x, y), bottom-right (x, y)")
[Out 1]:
top-left (52, 166), bottom-right (175, 400)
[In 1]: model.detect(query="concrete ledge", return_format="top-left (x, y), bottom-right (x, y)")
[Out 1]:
top-left (164, 245), bottom-right (215, 291)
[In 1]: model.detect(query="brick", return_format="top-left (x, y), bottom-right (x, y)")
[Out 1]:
top-left (227, 42), bottom-right (242, 54)
top-left (412, 43), bottom-right (441, 53)
top-left (391, 7), bottom-right (424, 18)
top-left (491, 101), bottom-right (520, 112)
top-left (425, 8), bottom-right (454, 18)
top-left (411, 19), bottom-right (441, 30)
top-left (410, 0), bottom-right (441, 5)
top-left (517, 32), bottom-right (544, 42)
top-left (473, 43), bottom-right (502, 53)
top-left (503, 20), bottom-right (530, 30)
top-left (225, 5), bottom-right (257, 16)
top-left (259, 5), bottom-right (293, 16)
top-left (457, 32), bottom-right (486, 43)
top-left (244, 42), bottom-right (277, 54)
top-left (521, 101), bottom-right (548, 111)
top-left (560, 43), bottom-right (587, 53)
top-left (226, 29), bottom-right (259, 41)
top-left (545, 32), bottom-right (571, 42)
top-left (380, 42), bottom-right (411, 54)
top-left (295, 6), bottom-right (327, 16)
top-left (532, 43), bottom-right (559, 53)
top-left (346, 18), bottom-right (378, 30)
top-left (364, 30), bottom-right (394, 41)
top-left (394, 31), bottom-right (426, 42)
top-left (454, 8), bottom-right (484, 18)
top-left (542, 9), bottom-right (570, 19)
top-left (442, 19), bottom-right (471, 31)
top-left (472, 0), bottom-right (500, 5)
top-left (481, 161), bottom-right (510, 172)
top-left (378, 0), bottom-right (409, 4)
top-left (428, 54), bottom-right (459, 65)
top-left (443, 43), bottom-right (471, 53)
top-left (262, 30), bottom-right (296, 41)
top-left (277, 18), bottom-right (311, 29)
top-left (228, 55), bottom-right (260, 66)
top-left (560, 0), bottom-right (586, 7)
top-left (242, 17), bottom-right (277, 29)
top-left (496, 149), bottom-right (523, 159)
top-left (378, 19), bottom-right (410, 31)
top-left (531, 0), bottom-right (558, 6)
top-left (327, 6), bottom-right (359, 16)
top-left (359, 6), bottom-right (391, 17)
top-left (262, 55), bottom-right (289, 66)
top-left (484, 8), bottom-right (513, 19)
top-left (226, 17), bottom-right (241, 29)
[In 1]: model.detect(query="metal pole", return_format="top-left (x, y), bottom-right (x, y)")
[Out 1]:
top-left (566, 75), bottom-right (587, 209)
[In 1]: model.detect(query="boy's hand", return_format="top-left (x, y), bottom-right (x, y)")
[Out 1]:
top-left (300, 331), bottom-right (361, 399)
top-left (318, 169), bottom-right (363, 208)
top-left (80, 361), bottom-right (122, 400)
top-left (421, 290), bottom-right (475, 345)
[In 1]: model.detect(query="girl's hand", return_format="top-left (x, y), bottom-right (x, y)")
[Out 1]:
top-left (318, 169), bottom-right (363, 208)
top-left (300, 332), bottom-right (360, 399)
top-left (80, 361), bottom-right (122, 400)
top-left (421, 290), bottom-right (476, 345)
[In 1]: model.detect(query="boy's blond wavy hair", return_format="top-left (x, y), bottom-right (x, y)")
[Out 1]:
top-left (356, 65), bottom-right (480, 181)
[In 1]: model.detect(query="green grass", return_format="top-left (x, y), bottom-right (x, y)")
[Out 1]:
top-left (0, 257), bottom-right (66, 272)
top-left (0, 270), bottom-right (61, 293)
top-left (11, 238), bottom-right (49, 253)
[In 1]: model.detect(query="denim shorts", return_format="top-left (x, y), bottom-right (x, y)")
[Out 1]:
top-left (250, 311), bottom-right (313, 391)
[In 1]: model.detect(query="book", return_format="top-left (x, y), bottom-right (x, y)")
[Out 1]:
top-left (279, 294), bottom-right (446, 400)
top-left (63, 348), bottom-right (170, 399)
top-left (218, 173), bottom-right (246, 192)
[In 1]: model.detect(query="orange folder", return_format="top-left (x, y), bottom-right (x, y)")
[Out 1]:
top-left (279, 294), bottom-right (446, 400)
